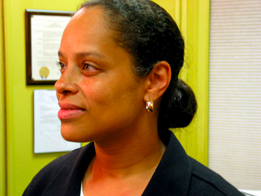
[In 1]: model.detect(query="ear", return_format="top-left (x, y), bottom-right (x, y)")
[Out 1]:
top-left (144, 61), bottom-right (171, 102)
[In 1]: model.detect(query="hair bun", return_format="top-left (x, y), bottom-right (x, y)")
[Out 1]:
top-left (159, 79), bottom-right (197, 129)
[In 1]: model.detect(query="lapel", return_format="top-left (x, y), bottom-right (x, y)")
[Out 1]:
top-left (64, 143), bottom-right (96, 196)
top-left (43, 131), bottom-right (191, 196)
top-left (142, 131), bottom-right (192, 195)
top-left (43, 143), bottom-right (95, 196)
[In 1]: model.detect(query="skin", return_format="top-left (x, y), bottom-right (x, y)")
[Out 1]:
top-left (55, 6), bottom-right (171, 196)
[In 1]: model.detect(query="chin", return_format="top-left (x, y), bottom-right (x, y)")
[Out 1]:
top-left (61, 128), bottom-right (81, 142)
top-left (60, 126), bottom-right (92, 143)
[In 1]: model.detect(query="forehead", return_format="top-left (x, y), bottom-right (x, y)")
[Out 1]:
top-left (58, 6), bottom-right (137, 70)
top-left (60, 6), bottom-right (118, 51)
top-left (71, 6), bottom-right (106, 26)
top-left (64, 7), bottom-right (112, 39)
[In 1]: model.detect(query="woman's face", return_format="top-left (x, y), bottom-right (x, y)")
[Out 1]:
top-left (55, 7), bottom-right (147, 143)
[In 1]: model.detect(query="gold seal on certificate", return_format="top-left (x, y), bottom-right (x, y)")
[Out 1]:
top-left (39, 66), bottom-right (50, 79)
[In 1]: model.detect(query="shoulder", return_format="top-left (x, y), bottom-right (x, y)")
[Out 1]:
top-left (23, 148), bottom-right (82, 195)
top-left (188, 158), bottom-right (244, 196)
top-left (23, 144), bottom-right (94, 196)
top-left (35, 147), bottom-right (83, 179)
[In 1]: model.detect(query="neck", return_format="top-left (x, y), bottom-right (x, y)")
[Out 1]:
top-left (88, 126), bottom-right (166, 179)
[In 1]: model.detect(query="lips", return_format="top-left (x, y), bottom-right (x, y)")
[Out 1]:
top-left (58, 103), bottom-right (86, 120)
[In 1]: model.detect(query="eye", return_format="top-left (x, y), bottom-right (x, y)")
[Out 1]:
top-left (83, 63), bottom-right (95, 70)
top-left (81, 62), bottom-right (100, 75)
top-left (83, 63), bottom-right (90, 69)
top-left (57, 61), bottom-right (66, 73)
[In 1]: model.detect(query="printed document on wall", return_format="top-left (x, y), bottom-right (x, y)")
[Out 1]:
top-left (34, 90), bottom-right (80, 153)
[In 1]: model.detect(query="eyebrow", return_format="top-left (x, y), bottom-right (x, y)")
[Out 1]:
top-left (58, 51), bottom-right (105, 59)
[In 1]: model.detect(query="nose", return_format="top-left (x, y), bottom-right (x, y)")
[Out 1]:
top-left (55, 66), bottom-right (79, 95)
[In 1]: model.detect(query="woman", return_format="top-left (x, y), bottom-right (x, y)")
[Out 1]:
top-left (23, 0), bottom-right (243, 195)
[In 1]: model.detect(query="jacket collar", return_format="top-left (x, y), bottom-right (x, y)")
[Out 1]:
top-left (62, 131), bottom-right (191, 196)
top-left (142, 131), bottom-right (192, 195)
top-left (61, 142), bottom-right (95, 196)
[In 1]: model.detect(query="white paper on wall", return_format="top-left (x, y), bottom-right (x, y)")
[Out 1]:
top-left (34, 90), bottom-right (80, 153)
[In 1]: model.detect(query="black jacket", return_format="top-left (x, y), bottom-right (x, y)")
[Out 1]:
top-left (23, 131), bottom-right (243, 196)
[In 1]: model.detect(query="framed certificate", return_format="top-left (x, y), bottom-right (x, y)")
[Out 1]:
top-left (25, 9), bottom-right (74, 85)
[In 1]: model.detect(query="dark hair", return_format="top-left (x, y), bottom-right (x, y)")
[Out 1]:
top-left (80, 0), bottom-right (197, 131)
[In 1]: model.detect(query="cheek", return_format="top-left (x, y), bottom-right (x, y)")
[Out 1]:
top-left (80, 78), bottom-right (114, 113)
top-left (81, 72), bottom-right (143, 113)
top-left (104, 77), bottom-right (142, 111)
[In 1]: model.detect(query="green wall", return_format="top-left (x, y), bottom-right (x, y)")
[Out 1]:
top-left (1, 0), bottom-right (7, 195)
top-left (3, 0), bottom-right (82, 195)
top-left (178, 0), bottom-right (210, 166)
top-left (155, 0), bottom-right (210, 165)
top-left (1, 0), bottom-right (210, 195)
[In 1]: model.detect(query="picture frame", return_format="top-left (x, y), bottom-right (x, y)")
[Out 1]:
top-left (25, 9), bottom-right (74, 85)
